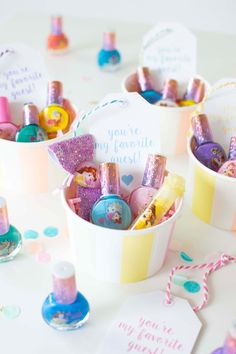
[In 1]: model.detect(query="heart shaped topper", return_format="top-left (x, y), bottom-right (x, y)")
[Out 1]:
top-left (48, 134), bottom-right (95, 175)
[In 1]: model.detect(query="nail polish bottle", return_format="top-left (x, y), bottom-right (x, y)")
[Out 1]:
top-left (0, 197), bottom-right (22, 262)
top-left (211, 320), bottom-right (236, 354)
top-left (73, 161), bottom-right (101, 221)
top-left (97, 31), bottom-right (121, 71)
top-left (218, 137), bottom-right (236, 178)
top-left (16, 104), bottom-right (47, 143)
top-left (156, 79), bottom-right (178, 107)
top-left (129, 173), bottom-right (185, 230)
top-left (137, 67), bottom-right (162, 104)
top-left (0, 97), bottom-right (18, 141)
top-left (42, 261), bottom-right (89, 331)
top-left (91, 162), bottom-right (132, 229)
top-left (39, 81), bottom-right (69, 136)
top-left (192, 114), bottom-right (226, 171)
top-left (47, 16), bottom-right (69, 53)
top-left (179, 78), bottom-right (205, 107)
top-left (129, 154), bottom-right (166, 218)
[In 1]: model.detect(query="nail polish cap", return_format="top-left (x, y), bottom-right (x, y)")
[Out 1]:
top-left (47, 81), bottom-right (63, 106)
top-left (51, 16), bottom-right (63, 35)
top-left (0, 97), bottom-right (11, 124)
top-left (142, 154), bottom-right (166, 189)
top-left (228, 136), bottom-right (236, 160)
top-left (23, 103), bottom-right (40, 126)
top-left (0, 197), bottom-right (10, 235)
top-left (103, 31), bottom-right (116, 50)
top-left (191, 114), bottom-right (213, 145)
top-left (52, 261), bottom-right (77, 305)
top-left (185, 78), bottom-right (205, 103)
top-left (162, 79), bottom-right (178, 101)
top-left (137, 67), bottom-right (153, 92)
top-left (100, 162), bottom-right (120, 195)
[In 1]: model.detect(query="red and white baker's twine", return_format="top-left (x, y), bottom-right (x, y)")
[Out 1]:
top-left (165, 253), bottom-right (236, 312)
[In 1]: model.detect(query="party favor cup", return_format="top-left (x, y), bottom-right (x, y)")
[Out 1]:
top-left (122, 72), bottom-right (208, 156)
top-left (187, 137), bottom-right (236, 231)
top-left (0, 101), bottom-right (78, 195)
top-left (62, 180), bottom-right (183, 283)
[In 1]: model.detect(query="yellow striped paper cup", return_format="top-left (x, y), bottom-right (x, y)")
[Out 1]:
top-left (122, 72), bottom-right (208, 156)
top-left (62, 178), bottom-right (183, 283)
top-left (187, 136), bottom-right (236, 231)
top-left (0, 102), bottom-right (78, 195)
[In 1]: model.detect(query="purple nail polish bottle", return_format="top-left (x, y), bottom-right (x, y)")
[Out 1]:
top-left (191, 114), bottom-right (226, 171)
top-left (218, 136), bottom-right (236, 178)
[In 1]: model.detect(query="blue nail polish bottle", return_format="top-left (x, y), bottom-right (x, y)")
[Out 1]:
top-left (97, 31), bottom-right (121, 72)
top-left (0, 197), bottom-right (22, 262)
top-left (137, 67), bottom-right (162, 104)
top-left (16, 103), bottom-right (47, 143)
top-left (91, 162), bottom-right (132, 230)
top-left (42, 261), bottom-right (90, 331)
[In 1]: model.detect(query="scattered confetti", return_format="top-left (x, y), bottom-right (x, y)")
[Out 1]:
top-left (23, 229), bottom-right (39, 240)
top-left (0, 305), bottom-right (21, 319)
top-left (183, 280), bottom-right (201, 294)
top-left (36, 251), bottom-right (51, 263)
top-left (43, 226), bottom-right (59, 238)
top-left (27, 241), bottom-right (43, 254)
top-left (180, 251), bottom-right (193, 263)
top-left (172, 274), bottom-right (188, 286)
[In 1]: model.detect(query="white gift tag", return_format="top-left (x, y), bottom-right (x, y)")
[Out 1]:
top-left (76, 92), bottom-right (161, 194)
top-left (203, 78), bottom-right (236, 151)
top-left (99, 291), bottom-right (201, 354)
top-left (0, 43), bottom-right (48, 123)
top-left (141, 23), bottom-right (197, 91)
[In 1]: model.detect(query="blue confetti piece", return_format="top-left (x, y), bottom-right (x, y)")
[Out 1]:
top-left (43, 226), bottom-right (59, 238)
top-left (183, 280), bottom-right (201, 293)
top-left (180, 251), bottom-right (193, 263)
top-left (23, 229), bottom-right (39, 240)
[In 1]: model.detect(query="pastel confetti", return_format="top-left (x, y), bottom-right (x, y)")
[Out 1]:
top-left (183, 280), bottom-right (201, 293)
top-left (180, 251), bottom-right (193, 263)
top-left (1, 305), bottom-right (21, 319)
top-left (36, 251), bottom-right (51, 263)
top-left (43, 226), bottom-right (59, 238)
top-left (23, 229), bottom-right (39, 240)
top-left (27, 241), bottom-right (43, 254)
top-left (172, 274), bottom-right (188, 286)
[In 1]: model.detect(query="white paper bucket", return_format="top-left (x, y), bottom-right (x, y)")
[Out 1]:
top-left (122, 72), bottom-right (208, 156)
top-left (187, 136), bottom-right (236, 231)
top-left (62, 179), bottom-right (183, 283)
top-left (0, 102), bottom-right (78, 195)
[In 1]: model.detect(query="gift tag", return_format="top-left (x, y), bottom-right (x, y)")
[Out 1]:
top-left (141, 23), bottom-right (197, 91)
top-left (76, 92), bottom-right (161, 193)
top-left (99, 291), bottom-right (201, 354)
top-left (0, 43), bottom-right (48, 123)
top-left (203, 79), bottom-right (236, 151)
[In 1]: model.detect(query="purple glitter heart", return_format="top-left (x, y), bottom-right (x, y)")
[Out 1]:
top-left (48, 134), bottom-right (95, 174)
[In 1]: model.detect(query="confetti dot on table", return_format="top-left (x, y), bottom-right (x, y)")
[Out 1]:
top-left (183, 280), bottom-right (201, 293)
top-left (36, 251), bottom-right (51, 263)
top-left (43, 226), bottom-right (59, 238)
top-left (172, 274), bottom-right (188, 286)
top-left (23, 229), bottom-right (39, 240)
top-left (180, 251), bottom-right (193, 263)
top-left (211, 348), bottom-right (223, 354)
top-left (27, 241), bottom-right (43, 254)
top-left (2, 305), bottom-right (21, 319)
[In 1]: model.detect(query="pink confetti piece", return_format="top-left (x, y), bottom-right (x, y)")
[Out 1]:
top-left (36, 251), bottom-right (51, 263)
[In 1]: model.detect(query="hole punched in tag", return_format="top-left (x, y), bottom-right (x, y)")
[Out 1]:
top-left (0, 48), bottom-right (15, 59)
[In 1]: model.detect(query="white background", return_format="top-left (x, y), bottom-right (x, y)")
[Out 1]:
top-left (1, 0), bottom-right (236, 35)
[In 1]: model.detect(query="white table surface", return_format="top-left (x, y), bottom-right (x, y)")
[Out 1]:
top-left (0, 15), bottom-right (236, 354)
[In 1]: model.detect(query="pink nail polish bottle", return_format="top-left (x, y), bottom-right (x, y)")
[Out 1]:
top-left (156, 79), bottom-right (179, 107)
top-left (0, 97), bottom-right (18, 141)
top-left (129, 154), bottom-right (166, 218)
top-left (211, 320), bottom-right (236, 354)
